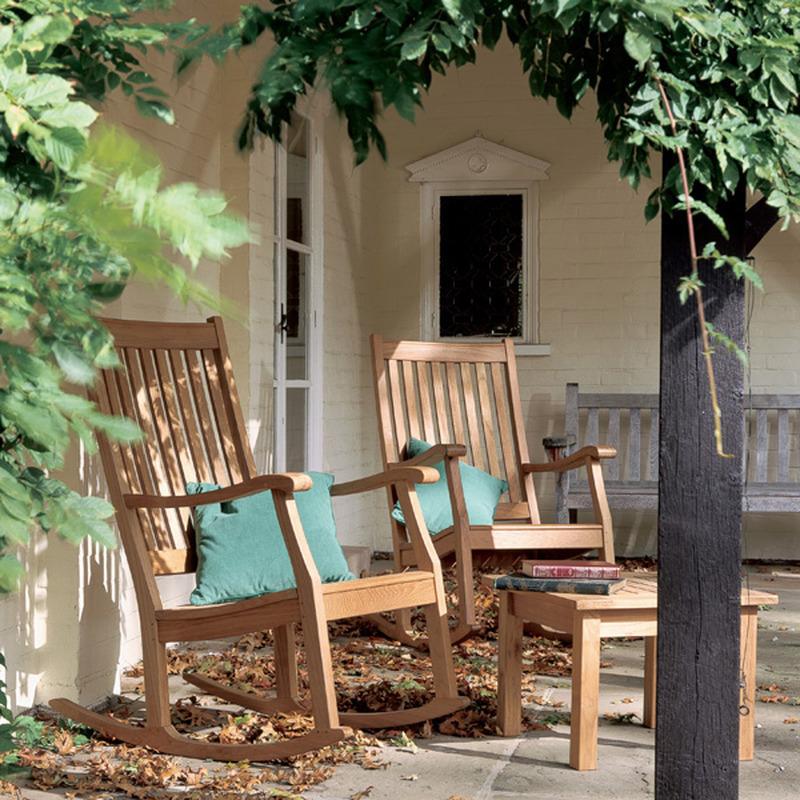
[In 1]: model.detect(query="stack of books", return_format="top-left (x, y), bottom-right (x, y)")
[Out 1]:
top-left (492, 560), bottom-right (626, 595)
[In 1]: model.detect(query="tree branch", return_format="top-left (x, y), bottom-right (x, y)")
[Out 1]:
top-left (744, 196), bottom-right (780, 254)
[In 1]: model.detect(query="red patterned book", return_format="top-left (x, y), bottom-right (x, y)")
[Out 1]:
top-left (520, 560), bottom-right (621, 579)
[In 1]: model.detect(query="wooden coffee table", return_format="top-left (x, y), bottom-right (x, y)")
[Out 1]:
top-left (485, 575), bottom-right (779, 770)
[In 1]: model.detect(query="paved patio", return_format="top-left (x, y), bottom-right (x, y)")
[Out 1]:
top-left (13, 569), bottom-right (800, 800)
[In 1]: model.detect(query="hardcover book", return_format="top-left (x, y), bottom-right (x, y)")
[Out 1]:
top-left (492, 573), bottom-right (627, 595)
top-left (520, 559), bottom-right (621, 580)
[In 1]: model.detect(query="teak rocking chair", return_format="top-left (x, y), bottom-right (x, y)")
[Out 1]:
top-left (51, 317), bottom-right (467, 761)
top-left (371, 336), bottom-right (617, 644)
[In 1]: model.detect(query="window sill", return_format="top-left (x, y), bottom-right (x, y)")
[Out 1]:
top-left (516, 343), bottom-right (551, 357)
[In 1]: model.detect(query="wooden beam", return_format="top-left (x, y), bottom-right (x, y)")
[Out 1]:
top-left (744, 195), bottom-right (779, 255)
top-left (656, 153), bottom-right (746, 799)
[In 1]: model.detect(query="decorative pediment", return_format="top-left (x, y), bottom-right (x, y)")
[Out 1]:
top-left (406, 136), bottom-right (550, 183)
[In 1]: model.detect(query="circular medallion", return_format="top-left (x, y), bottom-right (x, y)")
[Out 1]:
top-left (467, 153), bottom-right (488, 174)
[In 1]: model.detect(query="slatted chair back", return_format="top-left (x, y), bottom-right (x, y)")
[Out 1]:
top-left (371, 336), bottom-right (540, 523)
top-left (565, 384), bottom-right (660, 487)
top-left (92, 317), bottom-right (254, 580)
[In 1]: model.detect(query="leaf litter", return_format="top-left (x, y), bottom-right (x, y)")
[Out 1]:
top-left (13, 568), bottom-right (576, 798)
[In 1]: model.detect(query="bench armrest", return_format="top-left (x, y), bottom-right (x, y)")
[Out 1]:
top-left (123, 473), bottom-right (312, 509)
top-left (522, 445), bottom-right (617, 474)
top-left (330, 466), bottom-right (439, 496)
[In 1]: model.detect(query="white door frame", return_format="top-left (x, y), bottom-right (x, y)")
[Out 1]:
top-left (273, 108), bottom-right (324, 471)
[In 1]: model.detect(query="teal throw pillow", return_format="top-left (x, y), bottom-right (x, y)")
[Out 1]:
top-left (392, 438), bottom-right (508, 535)
top-left (188, 471), bottom-right (353, 605)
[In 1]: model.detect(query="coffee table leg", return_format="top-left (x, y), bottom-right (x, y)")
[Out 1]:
top-left (644, 636), bottom-right (657, 729)
top-left (570, 614), bottom-right (601, 770)
top-left (497, 592), bottom-right (524, 736)
top-left (739, 607), bottom-right (757, 761)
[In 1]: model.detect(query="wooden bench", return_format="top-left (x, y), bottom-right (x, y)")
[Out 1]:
top-left (545, 384), bottom-right (800, 523)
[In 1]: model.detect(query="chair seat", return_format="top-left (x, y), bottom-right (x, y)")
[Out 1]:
top-left (155, 571), bottom-right (438, 643)
top-left (397, 524), bottom-right (606, 567)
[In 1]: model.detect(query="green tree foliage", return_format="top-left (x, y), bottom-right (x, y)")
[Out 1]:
top-left (0, 2), bottom-right (249, 594)
top-left (187, 0), bottom-right (800, 232)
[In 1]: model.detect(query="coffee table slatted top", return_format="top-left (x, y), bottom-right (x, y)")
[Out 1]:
top-left (481, 574), bottom-right (779, 610)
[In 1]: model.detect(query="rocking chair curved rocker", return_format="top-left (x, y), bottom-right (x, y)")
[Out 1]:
top-left (50, 317), bottom-right (467, 761)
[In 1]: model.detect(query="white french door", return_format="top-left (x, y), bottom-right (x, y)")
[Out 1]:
top-left (273, 111), bottom-right (323, 471)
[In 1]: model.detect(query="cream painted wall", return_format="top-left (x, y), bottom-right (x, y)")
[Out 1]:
top-left (359, 39), bottom-right (800, 560)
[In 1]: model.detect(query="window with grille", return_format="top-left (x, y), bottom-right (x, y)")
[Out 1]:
top-left (438, 193), bottom-right (524, 339)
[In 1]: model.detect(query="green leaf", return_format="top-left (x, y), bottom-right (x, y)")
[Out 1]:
top-left (44, 127), bottom-right (86, 170)
top-left (52, 343), bottom-right (95, 385)
top-left (134, 96), bottom-right (175, 125)
top-left (0, 185), bottom-right (18, 221)
top-left (18, 75), bottom-right (72, 108)
top-left (442, 0), bottom-right (463, 23)
top-left (624, 29), bottom-right (652, 68)
top-left (400, 38), bottom-right (428, 61)
top-left (39, 102), bottom-right (98, 130)
top-left (0, 556), bottom-right (24, 592)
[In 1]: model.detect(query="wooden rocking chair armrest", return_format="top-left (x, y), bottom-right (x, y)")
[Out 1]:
top-left (330, 466), bottom-right (440, 496)
top-left (391, 443), bottom-right (468, 468)
top-left (522, 445), bottom-right (617, 474)
top-left (123, 473), bottom-right (312, 509)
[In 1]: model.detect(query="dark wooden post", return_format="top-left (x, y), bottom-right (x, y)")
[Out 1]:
top-left (656, 154), bottom-right (747, 799)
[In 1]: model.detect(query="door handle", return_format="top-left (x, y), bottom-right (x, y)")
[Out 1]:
top-left (277, 303), bottom-right (289, 342)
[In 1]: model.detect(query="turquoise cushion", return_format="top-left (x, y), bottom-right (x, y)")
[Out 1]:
top-left (391, 438), bottom-right (508, 535)
top-left (187, 471), bottom-right (353, 606)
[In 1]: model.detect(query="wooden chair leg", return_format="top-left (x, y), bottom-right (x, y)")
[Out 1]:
top-left (570, 613), bottom-right (601, 771)
top-left (142, 624), bottom-right (171, 729)
top-left (274, 623), bottom-right (299, 702)
top-left (301, 612), bottom-right (344, 733)
top-left (497, 592), bottom-right (524, 736)
top-left (423, 603), bottom-right (460, 701)
top-left (454, 536), bottom-right (476, 629)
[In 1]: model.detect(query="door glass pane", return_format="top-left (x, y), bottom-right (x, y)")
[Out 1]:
top-left (286, 112), bottom-right (309, 246)
top-left (286, 387), bottom-right (308, 471)
top-left (439, 193), bottom-right (524, 338)
top-left (286, 249), bottom-right (309, 380)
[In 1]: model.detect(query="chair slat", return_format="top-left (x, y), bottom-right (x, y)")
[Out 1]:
top-left (387, 359), bottom-right (408, 453)
top-left (186, 349), bottom-right (228, 485)
top-left (446, 363), bottom-right (466, 449)
top-left (755, 409), bottom-right (768, 483)
top-left (416, 362), bottom-right (436, 442)
top-left (648, 409), bottom-right (659, 481)
top-left (402, 360), bottom-right (422, 441)
top-left (98, 369), bottom-right (158, 548)
top-left (628, 408), bottom-right (641, 482)
top-left (491, 362), bottom-right (521, 502)
top-left (607, 408), bottom-right (620, 481)
top-left (168, 350), bottom-right (212, 483)
top-left (140, 349), bottom-right (189, 494)
top-left (154, 350), bottom-right (197, 485)
top-left (119, 348), bottom-right (174, 549)
top-left (460, 363), bottom-right (485, 471)
top-left (431, 362), bottom-right (451, 444)
top-left (476, 363), bottom-right (501, 478)
top-left (202, 349), bottom-right (244, 483)
top-left (778, 409), bottom-right (790, 483)
top-left (586, 408), bottom-right (599, 447)
top-left (371, 338), bottom-right (399, 463)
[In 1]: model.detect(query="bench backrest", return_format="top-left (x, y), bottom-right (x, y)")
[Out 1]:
top-left (566, 383), bottom-right (800, 486)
